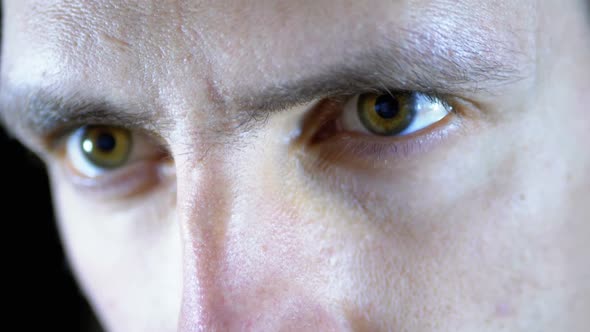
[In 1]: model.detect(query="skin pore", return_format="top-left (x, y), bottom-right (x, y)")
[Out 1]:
top-left (1, 0), bottom-right (589, 331)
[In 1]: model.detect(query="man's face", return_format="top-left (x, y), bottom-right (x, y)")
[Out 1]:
top-left (2, 0), bottom-right (589, 331)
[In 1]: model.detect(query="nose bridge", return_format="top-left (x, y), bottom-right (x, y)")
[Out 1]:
top-left (175, 157), bottom-right (234, 331)
top-left (172, 147), bottom-right (341, 331)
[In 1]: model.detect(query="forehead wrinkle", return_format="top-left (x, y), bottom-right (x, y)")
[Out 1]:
top-left (28, 1), bottom-right (140, 61)
top-left (19, 1), bottom-right (208, 74)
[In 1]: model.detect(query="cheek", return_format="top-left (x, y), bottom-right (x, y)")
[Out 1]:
top-left (48, 164), bottom-right (182, 332)
top-left (287, 115), bottom-right (576, 330)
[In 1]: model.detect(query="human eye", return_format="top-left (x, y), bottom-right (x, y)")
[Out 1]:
top-left (300, 90), bottom-right (471, 171)
top-left (59, 125), bottom-right (170, 197)
top-left (340, 92), bottom-right (452, 137)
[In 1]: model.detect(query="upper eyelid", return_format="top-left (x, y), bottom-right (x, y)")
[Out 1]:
top-left (325, 87), bottom-right (451, 106)
top-left (45, 112), bottom-right (158, 146)
top-left (45, 122), bottom-right (140, 152)
top-left (331, 90), bottom-right (455, 113)
top-left (54, 125), bottom-right (171, 159)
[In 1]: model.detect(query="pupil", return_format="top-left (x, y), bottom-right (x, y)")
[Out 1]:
top-left (374, 95), bottom-right (400, 119)
top-left (96, 133), bottom-right (117, 152)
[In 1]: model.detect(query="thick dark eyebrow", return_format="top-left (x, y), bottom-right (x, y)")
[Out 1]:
top-left (228, 31), bottom-right (533, 113)
top-left (0, 86), bottom-right (161, 141)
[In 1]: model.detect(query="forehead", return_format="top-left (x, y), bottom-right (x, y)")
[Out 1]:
top-left (1, 0), bottom-right (535, 110)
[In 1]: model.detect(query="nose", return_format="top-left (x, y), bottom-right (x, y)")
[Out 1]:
top-left (174, 152), bottom-right (342, 331)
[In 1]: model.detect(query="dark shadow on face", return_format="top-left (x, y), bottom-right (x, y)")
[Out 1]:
top-left (0, 128), bottom-right (104, 331)
top-left (0, 5), bottom-right (102, 331)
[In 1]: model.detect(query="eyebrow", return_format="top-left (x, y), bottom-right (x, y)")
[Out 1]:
top-left (228, 29), bottom-right (532, 113)
top-left (0, 87), bottom-right (160, 141)
top-left (0, 27), bottom-right (532, 140)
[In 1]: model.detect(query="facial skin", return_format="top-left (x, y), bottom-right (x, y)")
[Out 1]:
top-left (1, 0), bottom-right (590, 331)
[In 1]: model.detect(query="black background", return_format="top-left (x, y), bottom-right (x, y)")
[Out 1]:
top-left (2, 128), bottom-right (103, 331)
top-left (1, 5), bottom-right (101, 332)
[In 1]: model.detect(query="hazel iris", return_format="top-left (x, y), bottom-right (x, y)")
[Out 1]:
top-left (80, 126), bottom-right (132, 169)
top-left (357, 92), bottom-right (416, 136)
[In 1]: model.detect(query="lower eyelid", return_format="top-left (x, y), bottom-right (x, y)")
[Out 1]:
top-left (58, 159), bottom-right (170, 199)
top-left (300, 112), bottom-right (464, 172)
